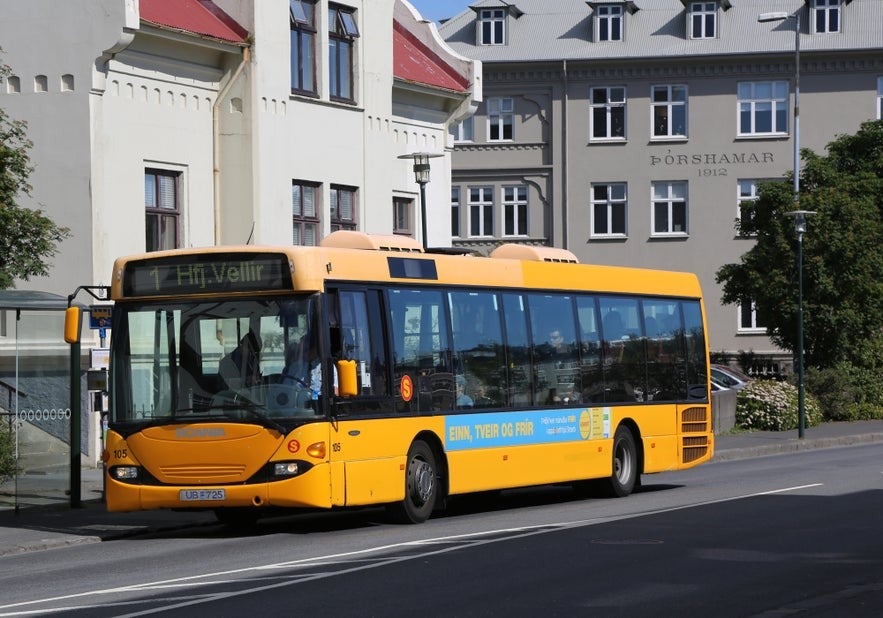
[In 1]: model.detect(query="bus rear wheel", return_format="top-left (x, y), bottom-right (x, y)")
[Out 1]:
top-left (387, 440), bottom-right (438, 524)
top-left (604, 426), bottom-right (638, 497)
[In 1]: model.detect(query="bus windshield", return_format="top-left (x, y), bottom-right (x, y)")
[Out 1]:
top-left (110, 294), bottom-right (325, 425)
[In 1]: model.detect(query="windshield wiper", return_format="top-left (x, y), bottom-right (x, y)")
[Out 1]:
top-left (209, 392), bottom-right (287, 434)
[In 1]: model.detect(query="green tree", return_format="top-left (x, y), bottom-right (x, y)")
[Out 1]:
top-left (716, 119), bottom-right (883, 371)
top-left (0, 55), bottom-right (71, 290)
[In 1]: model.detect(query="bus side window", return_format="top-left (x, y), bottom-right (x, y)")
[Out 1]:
top-left (502, 293), bottom-right (531, 407)
top-left (449, 290), bottom-right (505, 409)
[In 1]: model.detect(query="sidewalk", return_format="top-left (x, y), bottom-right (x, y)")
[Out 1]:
top-left (1, 420), bottom-right (882, 556)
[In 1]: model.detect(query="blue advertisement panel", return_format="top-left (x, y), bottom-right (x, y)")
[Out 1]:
top-left (444, 407), bottom-right (611, 451)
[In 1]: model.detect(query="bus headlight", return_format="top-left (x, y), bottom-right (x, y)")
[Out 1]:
top-left (273, 462), bottom-right (300, 477)
top-left (110, 466), bottom-right (140, 480)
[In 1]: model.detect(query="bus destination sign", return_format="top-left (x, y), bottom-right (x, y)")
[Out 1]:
top-left (123, 253), bottom-right (292, 297)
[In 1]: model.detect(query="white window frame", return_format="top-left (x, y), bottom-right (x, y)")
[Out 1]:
top-left (737, 179), bottom-right (760, 237)
top-left (738, 299), bottom-right (766, 334)
top-left (590, 182), bottom-right (628, 238)
top-left (478, 8), bottom-right (506, 45)
top-left (393, 196), bottom-right (413, 237)
top-left (738, 81), bottom-right (789, 136)
top-left (811, 0), bottom-right (841, 34)
top-left (689, 2), bottom-right (717, 39)
top-left (502, 185), bottom-right (528, 237)
top-left (877, 77), bottom-right (883, 120)
top-left (590, 86), bottom-right (626, 141)
top-left (451, 186), bottom-right (461, 238)
top-left (487, 97), bottom-right (514, 142)
top-left (468, 186), bottom-right (494, 238)
top-left (651, 85), bottom-right (688, 139)
top-left (651, 181), bottom-right (688, 237)
top-left (450, 117), bottom-right (474, 142)
top-left (595, 4), bottom-right (623, 42)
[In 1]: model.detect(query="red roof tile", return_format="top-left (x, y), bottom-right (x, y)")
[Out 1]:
top-left (393, 20), bottom-right (469, 93)
top-left (140, 0), bottom-right (248, 44)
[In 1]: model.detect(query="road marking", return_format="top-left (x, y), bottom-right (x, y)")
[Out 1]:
top-left (0, 483), bottom-right (824, 616)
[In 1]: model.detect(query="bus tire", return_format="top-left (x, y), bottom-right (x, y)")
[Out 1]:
top-left (604, 426), bottom-right (638, 498)
top-left (387, 440), bottom-right (438, 524)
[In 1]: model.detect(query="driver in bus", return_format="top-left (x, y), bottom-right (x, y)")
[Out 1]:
top-left (219, 329), bottom-right (262, 390)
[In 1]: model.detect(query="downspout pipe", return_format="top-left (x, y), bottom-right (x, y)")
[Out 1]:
top-left (213, 46), bottom-right (251, 245)
top-left (561, 59), bottom-right (569, 250)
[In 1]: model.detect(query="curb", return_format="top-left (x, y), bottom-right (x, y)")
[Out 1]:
top-left (713, 431), bottom-right (883, 462)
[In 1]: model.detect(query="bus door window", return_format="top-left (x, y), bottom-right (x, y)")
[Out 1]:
top-left (682, 300), bottom-right (708, 399)
top-left (501, 293), bottom-right (532, 407)
top-left (388, 288), bottom-right (450, 413)
top-left (599, 297), bottom-right (644, 403)
top-left (527, 294), bottom-right (579, 405)
top-left (329, 289), bottom-right (388, 402)
top-left (448, 290), bottom-right (505, 409)
top-left (642, 299), bottom-right (683, 401)
top-left (576, 296), bottom-right (604, 403)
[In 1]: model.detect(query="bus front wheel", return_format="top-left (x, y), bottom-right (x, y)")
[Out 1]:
top-left (388, 440), bottom-right (438, 524)
top-left (604, 426), bottom-right (638, 497)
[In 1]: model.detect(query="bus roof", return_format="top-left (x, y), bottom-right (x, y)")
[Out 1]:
top-left (110, 231), bottom-right (702, 301)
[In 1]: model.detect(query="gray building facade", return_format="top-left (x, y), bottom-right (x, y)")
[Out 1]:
top-left (438, 0), bottom-right (883, 368)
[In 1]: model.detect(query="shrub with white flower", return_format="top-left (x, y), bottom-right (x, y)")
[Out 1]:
top-left (735, 379), bottom-right (822, 431)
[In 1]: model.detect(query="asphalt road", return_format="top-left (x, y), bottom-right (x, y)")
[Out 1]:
top-left (0, 443), bottom-right (880, 616)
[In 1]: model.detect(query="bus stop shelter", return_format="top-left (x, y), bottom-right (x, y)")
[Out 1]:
top-left (0, 290), bottom-right (89, 512)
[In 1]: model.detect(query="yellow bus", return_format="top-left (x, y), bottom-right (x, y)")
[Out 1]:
top-left (71, 231), bottom-right (713, 525)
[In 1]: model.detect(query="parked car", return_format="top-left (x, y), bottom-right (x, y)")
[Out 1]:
top-left (711, 364), bottom-right (752, 391)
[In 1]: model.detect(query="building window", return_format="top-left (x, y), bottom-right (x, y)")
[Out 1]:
top-left (591, 183), bottom-right (627, 238)
top-left (469, 186), bottom-right (494, 237)
top-left (595, 4), bottom-right (623, 41)
top-left (144, 169), bottom-right (180, 252)
top-left (290, 0), bottom-right (317, 95)
top-left (738, 81), bottom-right (788, 136)
top-left (737, 180), bottom-right (760, 237)
top-left (590, 86), bottom-right (626, 140)
top-left (487, 98), bottom-right (514, 141)
top-left (450, 117), bottom-right (474, 142)
top-left (478, 8), bottom-right (506, 45)
top-left (812, 0), bottom-right (841, 34)
top-left (651, 85), bottom-right (687, 139)
top-left (451, 187), bottom-right (461, 237)
top-left (689, 2), bottom-right (717, 39)
top-left (292, 180), bottom-right (320, 246)
top-left (393, 197), bottom-right (413, 236)
top-left (329, 4), bottom-right (359, 102)
top-left (877, 77), bottom-right (883, 120)
top-left (330, 185), bottom-right (356, 232)
top-left (502, 186), bottom-right (528, 237)
top-left (651, 181), bottom-right (688, 236)
top-left (738, 299), bottom-right (766, 333)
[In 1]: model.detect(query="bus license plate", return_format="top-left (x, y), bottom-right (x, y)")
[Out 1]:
top-left (179, 489), bottom-right (226, 502)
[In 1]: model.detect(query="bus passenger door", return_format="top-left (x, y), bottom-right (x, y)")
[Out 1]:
top-left (326, 287), bottom-right (400, 506)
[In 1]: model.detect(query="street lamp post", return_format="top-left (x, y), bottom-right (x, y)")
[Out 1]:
top-left (758, 11), bottom-right (813, 438)
top-left (398, 152), bottom-right (442, 250)
top-left (785, 209), bottom-right (815, 439)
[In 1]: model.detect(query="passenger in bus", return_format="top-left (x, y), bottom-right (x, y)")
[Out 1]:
top-left (282, 332), bottom-right (337, 396)
top-left (219, 330), bottom-right (262, 390)
top-left (455, 375), bottom-right (474, 408)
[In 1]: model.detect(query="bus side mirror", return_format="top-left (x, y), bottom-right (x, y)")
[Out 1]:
top-left (64, 306), bottom-right (82, 344)
top-left (336, 360), bottom-right (358, 397)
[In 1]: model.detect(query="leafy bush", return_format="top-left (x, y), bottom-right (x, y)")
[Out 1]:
top-left (806, 363), bottom-right (883, 421)
top-left (736, 379), bottom-right (822, 431)
top-left (0, 422), bottom-right (15, 484)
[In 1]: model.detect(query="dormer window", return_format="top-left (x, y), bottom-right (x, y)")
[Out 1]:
top-left (597, 4), bottom-right (623, 41)
top-left (689, 2), bottom-right (716, 39)
top-left (812, 0), bottom-right (841, 34)
top-left (588, 2), bottom-right (639, 42)
top-left (479, 9), bottom-right (506, 45)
